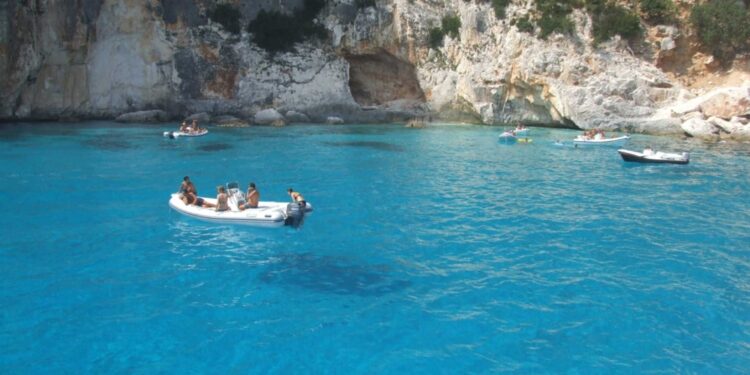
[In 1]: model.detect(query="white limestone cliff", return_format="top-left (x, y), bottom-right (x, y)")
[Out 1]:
top-left (1, 0), bottom-right (749, 140)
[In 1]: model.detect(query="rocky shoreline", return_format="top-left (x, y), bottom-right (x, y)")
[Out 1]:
top-left (1, 0), bottom-right (749, 140)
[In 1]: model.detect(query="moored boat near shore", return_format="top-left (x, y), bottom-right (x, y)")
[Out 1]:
top-left (573, 135), bottom-right (630, 147)
top-left (618, 149), bottom-right (689, 164)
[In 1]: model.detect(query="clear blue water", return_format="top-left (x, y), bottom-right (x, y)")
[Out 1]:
top-left (1, 122), bottom-right (750, 373)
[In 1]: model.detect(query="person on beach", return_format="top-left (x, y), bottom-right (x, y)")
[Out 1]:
top-left (287, 188), bottom-right (306, 208)
top-left (238, 183), bottom-right (260, 210)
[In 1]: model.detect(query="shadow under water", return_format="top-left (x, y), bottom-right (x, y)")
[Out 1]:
top-left (259, 253), bottom-right (411, 297)
top-left (81, 136), bottom-right (134, 151)
top-left (197, 143), bottom-right (232, 152)
top-left (321, 141), bottom-right (404, 152)
top-left (0, 123), bottom-right (81, 142)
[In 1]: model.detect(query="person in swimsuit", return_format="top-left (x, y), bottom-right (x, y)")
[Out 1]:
top-left (179, 176), bottom-right (197, 205)
top-left (238, 183), bottom-right (260, 210)
top-left (287, 188), bottom-right (306, 208)
top-left (215, 186), bottom-right (229, 211)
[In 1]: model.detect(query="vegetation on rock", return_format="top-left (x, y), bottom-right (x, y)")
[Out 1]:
top-left (356, 0), bottom-right (376, 9)
top-left (639, 0), bottom-right (676, 24)
top-left (428, 27), bottom-right (445, 49)
top-left (208, 4), bottom-right (241, 34)
top-left (535, 0), bottom-right (576, 39)
top-left (491, 0), bottom-right (511, 19)
top-left (514, 15), bottom-right (534, 33)
top-left (589, 1), bottom-right (642, 44)
top-left (690, 0), bottom-right (750, 63)
top-left (247, 0), bottom-right (328, 54)
top-left (441, 14), bottom-right (462, 38)
top-left (428, 14), bottom-right (462, 49)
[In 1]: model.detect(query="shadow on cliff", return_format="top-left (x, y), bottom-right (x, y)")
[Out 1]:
top-left (259, 252), bottom-right (411, 297)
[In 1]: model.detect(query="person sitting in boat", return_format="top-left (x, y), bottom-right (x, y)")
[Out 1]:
top-left (238, 182), bottom-right (260, 211)
top-left (179, 121), bottom-right (188, 133)
top-left (643, 146), bottom-right (654, 156)
top-left (214, 186), bottom-right (229, 212)
top-left (179, 176), bottom-right (197, 205)
top-left (515, 122), bottom-right (526, 131)
top-left (191, 119), bottom-right (202, 134)
top-left (288, 188), bottom-right (306, 208)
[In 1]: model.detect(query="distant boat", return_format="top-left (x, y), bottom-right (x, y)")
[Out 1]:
top-left (498, 131), bottom-right (517, 144)
top-left (618, 149), bottom-right (689, 164)
top-left (573, 135), bottom-right (629, 147)
top-left (163, 129), bottom-right (209, 138)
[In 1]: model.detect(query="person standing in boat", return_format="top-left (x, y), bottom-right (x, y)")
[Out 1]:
top-left (238, 183), bottom-right (260, 210)
top-left (287, 188), bottom-right (306, 208)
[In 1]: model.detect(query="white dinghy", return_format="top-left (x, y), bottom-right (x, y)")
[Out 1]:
top-left (163, 129), bottom-right (209, 138)
top-left (168, 183), bottom-right (313, 227)
top-left (573, 135), bottom-right (629, 147)
top-left (618, 148), bottom-right (689, 164)
top-left (498, 131), bottom-right (517, 144)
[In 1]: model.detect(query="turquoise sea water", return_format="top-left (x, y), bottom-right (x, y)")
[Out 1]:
top-left (1, 122), bottom-right (749, 373)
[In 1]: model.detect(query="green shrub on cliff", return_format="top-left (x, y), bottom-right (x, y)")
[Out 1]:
top-left (514, 15), bottom-right (534, 33)
top-left (441, 14), bottom-right (462, 38)
top-left (639, 0), bottom-right (676, 23)
top-left (492, 0), bottom-right (511, 19)
top-left (690, 0), bottom-right (750, 62)
top-left (356, 0), bottom-right (376, 9)
top-left (209, 4), bottom-right (241, 34)
top-left (591, 3), bottom-right (641, 44)
top-left (536, 0), bottom-right (576, 38)
top-left (247, 0), bottom-right (328, 54)
top-left (428, 27), bottom-right (445, 48)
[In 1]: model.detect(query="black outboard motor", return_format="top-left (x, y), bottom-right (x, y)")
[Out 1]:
top-left (167, 131), bottom-right (176, 139)
top-left (284, 202), bottom-right (305, 228)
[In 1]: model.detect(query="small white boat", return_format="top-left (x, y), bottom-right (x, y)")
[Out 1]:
top-left (498, 131), bottom-right (517, 144)
top-left (163, 129), bottom-right (209, 138)
top-left (573, 135), bottom-right (629, 147)
top-left (168, 193), bottom-right (313, 227)
top-left (618, 149), bottom-right (689, 164)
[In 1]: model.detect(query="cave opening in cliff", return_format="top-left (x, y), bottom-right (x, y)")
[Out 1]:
top-left (345, 50), bottom-right (425, 107)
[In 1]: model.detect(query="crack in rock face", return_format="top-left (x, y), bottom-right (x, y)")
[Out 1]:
top-left (345, 50), bottom-right (425, 106)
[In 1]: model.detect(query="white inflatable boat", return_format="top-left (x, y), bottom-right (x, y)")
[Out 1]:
top-left (163, 129), bottom-right (209, 138)
top-left (618, 149), bottom-right (689, 164)
top-left (573, 135), bottom-right (629, 147)
top-left (168, 187), bottom-right (313, 227)
top-left (498, 131), bottom-right (517, 144)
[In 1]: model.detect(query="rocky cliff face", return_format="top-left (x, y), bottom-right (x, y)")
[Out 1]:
top-left (1, 0), bottom-right (749, 138)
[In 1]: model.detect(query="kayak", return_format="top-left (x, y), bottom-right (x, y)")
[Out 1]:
top-left (168, 193), bottom-right (313, 227)
top-left (618, 149), bottom-right (689, 164)
top-left (163, 129), bottom-right (209, 138)
top-left (573, 135), bottom-right (629, 147)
